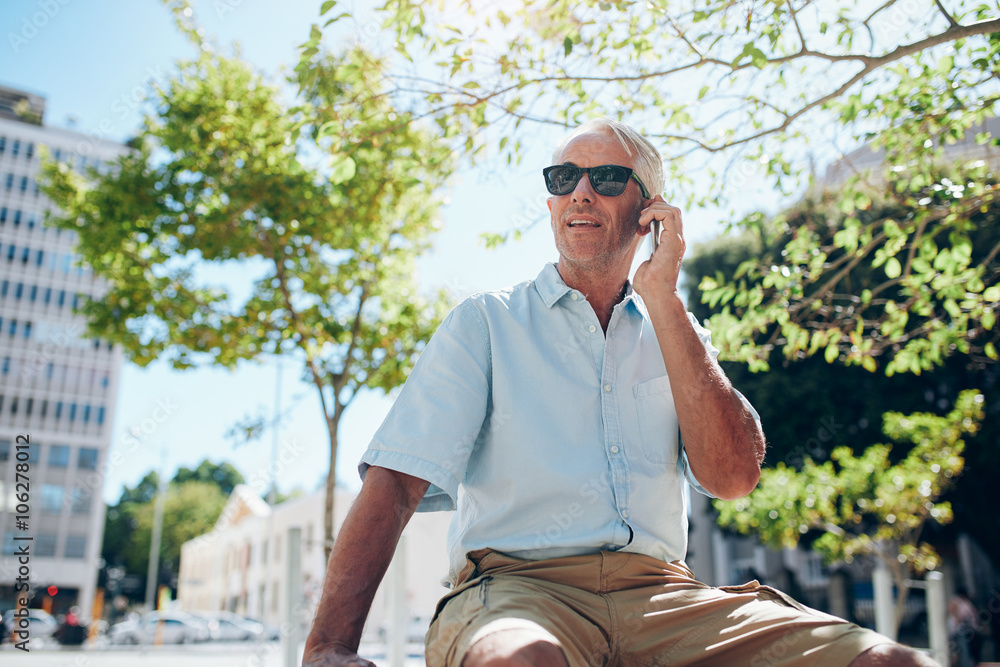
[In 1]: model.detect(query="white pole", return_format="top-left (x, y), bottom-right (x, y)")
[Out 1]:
top-left (926, 571), bottom-right (949, 667)
top-left (387, 534), bottom-right (408, 667)
top-left (284, 527), bottom-right (302, 667)
top-left (872, 561), bottom-right (897, 640)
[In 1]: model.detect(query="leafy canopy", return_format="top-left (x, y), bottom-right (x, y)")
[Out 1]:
top-left (314, 0), bottom-right (1000, 374)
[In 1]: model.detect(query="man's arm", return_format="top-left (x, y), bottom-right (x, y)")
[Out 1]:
top-left (302, 466), bottom-right (430, 666)
top-left (635, 196), bottom-right (765, 500)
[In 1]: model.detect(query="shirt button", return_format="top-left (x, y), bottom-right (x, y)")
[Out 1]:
top-left (604, 384), bottom-right (612, 392)
top-left (571, 293), bottom-right (579, 300)
top-left (610, 446), bottom-right (619, 454)
top-left (589, 325), bottom-right (596, 333)
top-left (622, 511), bottom-right (629, 519)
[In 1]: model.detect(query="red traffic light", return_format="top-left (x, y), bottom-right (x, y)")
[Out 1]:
top-left (47, 585), bottom-right (58, 596)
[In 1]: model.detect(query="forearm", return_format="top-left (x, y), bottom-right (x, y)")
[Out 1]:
top-left (647, 295), bottom-right (765, 500)
top-left (304, 467), bottom-right (430, 655)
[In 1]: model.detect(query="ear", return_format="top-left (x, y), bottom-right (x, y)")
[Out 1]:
top-left (635, 197), bottom-right (651, 236)
top-left (546, 197), bottom-right (553, 213)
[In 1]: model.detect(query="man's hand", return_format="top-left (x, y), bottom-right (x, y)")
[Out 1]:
top-left (633, 194), bottom-right (685, 304)
top-left (302, 644), bottom-right (377, 667)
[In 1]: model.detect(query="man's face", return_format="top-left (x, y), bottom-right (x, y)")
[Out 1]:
top-left (547, 130), bottom-right (647, 274)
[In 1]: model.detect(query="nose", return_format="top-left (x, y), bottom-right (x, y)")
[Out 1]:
top-left (571, 172), bottom-right (596, 203)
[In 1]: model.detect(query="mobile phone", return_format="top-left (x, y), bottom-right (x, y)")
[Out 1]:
top-left (651, 219), bottom-right (660, 256)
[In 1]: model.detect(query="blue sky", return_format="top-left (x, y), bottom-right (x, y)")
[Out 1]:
top-left (3, 0), bottom-right (762, 504)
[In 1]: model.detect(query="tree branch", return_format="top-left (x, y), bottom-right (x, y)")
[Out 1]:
top-left (934, 0), bottom-right (960, 29)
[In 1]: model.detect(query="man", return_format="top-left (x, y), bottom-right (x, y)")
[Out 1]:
top-left (303, 119), bottom-right (936, 666)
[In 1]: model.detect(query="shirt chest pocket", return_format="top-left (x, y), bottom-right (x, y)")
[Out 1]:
top-left (632, 376), bottom-right (679, 464)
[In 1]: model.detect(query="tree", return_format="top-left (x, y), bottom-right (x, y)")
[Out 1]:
top-left (102, 460), bottom-right (244, 592)
top-left (43, 25), bottom-right (454, 556)
top-left (682, 202), bottom-right (1000, 556)
top-left (173, 460), bottom-right (244, 496)
top-left (310, 0), bottom-right (1000, 372)
top-left (715, 389), bottom-right (984, 637)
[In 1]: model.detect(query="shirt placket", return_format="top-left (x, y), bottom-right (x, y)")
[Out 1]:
top-left (599, 304), bottom-right (631, 546)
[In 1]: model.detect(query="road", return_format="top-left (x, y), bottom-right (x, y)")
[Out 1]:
top-left (0, 640), bottom-right (427, 667)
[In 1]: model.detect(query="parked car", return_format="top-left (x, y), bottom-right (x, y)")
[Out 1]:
top-left (2, 608), bottom-right (58, 643)
top-left (108, 612), bottom-right (206, 644)
top-left (213, 615), bottom-right (264, 641)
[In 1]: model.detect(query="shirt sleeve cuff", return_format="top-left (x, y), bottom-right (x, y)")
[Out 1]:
top-left (359, 447), bottom-right (461, 512)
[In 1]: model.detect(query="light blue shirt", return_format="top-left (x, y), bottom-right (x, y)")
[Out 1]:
top-left (360, 263), bottom-right (759, 586)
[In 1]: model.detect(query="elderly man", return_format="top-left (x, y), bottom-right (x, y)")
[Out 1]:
top-left (303, 119), bottom-right (936, 667)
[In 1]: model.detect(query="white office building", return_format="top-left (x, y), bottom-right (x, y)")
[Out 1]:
top-left (0, 85), bottom-right (127, 621)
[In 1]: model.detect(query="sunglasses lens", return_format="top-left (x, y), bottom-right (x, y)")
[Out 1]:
top-left (590, 166), bottom-right (629, 196)
top-left (546, 166), bottom-right (581, 195)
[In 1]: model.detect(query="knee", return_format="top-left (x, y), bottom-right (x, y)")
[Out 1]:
top-left (848, 643), bottom-right (940, 666)
top-left (462, 629), bottom-right (570, 667)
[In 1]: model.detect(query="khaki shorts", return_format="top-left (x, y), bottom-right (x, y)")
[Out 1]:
top-left (426, 549), bottom-right (891, 667)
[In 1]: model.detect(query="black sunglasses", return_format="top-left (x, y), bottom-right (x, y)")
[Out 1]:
top-left (543, 164), bottom-right (651, 199)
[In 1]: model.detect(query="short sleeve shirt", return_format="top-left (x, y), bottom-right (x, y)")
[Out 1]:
top-left (359, 263), bottom-right (760, 586)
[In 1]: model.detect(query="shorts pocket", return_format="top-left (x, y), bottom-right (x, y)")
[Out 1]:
top-left (633, 376), bottom-right (678, 464)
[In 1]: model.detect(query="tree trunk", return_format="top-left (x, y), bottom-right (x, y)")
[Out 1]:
top-left (324, 413), bottom-right (339, 563)
top-left (890, 558), bottom-right (910, 640)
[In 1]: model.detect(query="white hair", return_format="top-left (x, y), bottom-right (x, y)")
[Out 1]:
top-left (550, 118), bottom-right (664, 198)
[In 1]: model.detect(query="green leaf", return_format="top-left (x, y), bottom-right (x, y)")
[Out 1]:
top-left (564, 35), bottom-right (574, 57)
top-left (320, 0), bottom-right (337, 15)
top-left (884, 257), bottom-right (902, 279)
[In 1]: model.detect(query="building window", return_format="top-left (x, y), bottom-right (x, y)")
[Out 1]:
top-left (23, 321), bottom-right (31, 339)
top-left (97, 406), bottom-right (106, 425)
top-left (25, 398), bottom-right (33, 416)
top-left (19, 176), bottom-right (27, 193)
top-left (55, 402), bottom-right (63, 419)
top-left (82, 405), bottom-right (91, 423)
top-left (27, 442), bottom-right (39, 463)
top-left (14, 283), bottom-right (22, 299)
top-left (68, 403), bottom-right (77, 422)
top-left (78, 447), bottom-right (98, 470)
top-left (12, 140), bottom-right (20, 157)
top-left (37, 533), bottom-right (57, 557)
top-left (0, 207), bottom-right (6, 223)
top-left (35, 250), bottom-right (43, 267)
top-left (29, 285), bottom-right (37, 301)
top-left (0, 137), bottom-right (5, 154)
top-left (1, 357), bottom-right (9, 375)
top-left (6, 245), bottom-right (14, 261)
top-left (26, 143), bottom-right (34, 160)
top-left (64, 534), bottom-right (86, 558)
top-left (0, 280), bottom-right (6, 297)
top-left (53, 147), bottom-right (61, 161)
top-left (41, 485), bottom-right (63, 514)
top-left (58, 290), bottom-right (65, 307)
top-left (69, 488), bottom-right (91, 515)
top-left (44, 287), bottom-right (51, 304)
top-left (5, 174), bottom-right (12, 190)
top-left (0, 440), bottom-right (9, 461)
top-left (13, 210), bottom-right (21, 226)
top-left (39, 400), bottom-right (47, 418)
top-left (49, 444), bottom-right (70, 467)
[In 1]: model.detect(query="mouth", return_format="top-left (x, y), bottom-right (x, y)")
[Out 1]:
top-left (567, 218), bottom-right (602, 228)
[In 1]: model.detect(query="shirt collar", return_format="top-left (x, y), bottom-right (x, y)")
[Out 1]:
top-left (534, 262), bottom-right (645, 318)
